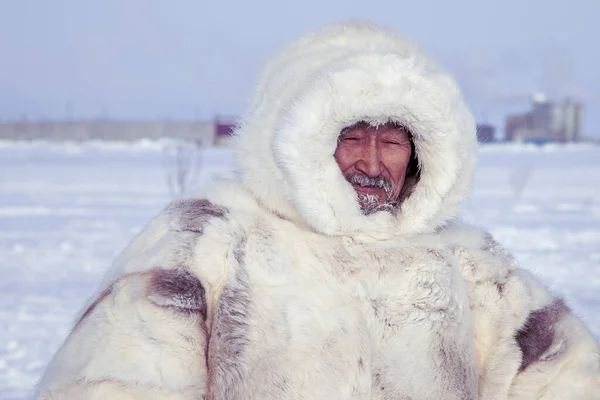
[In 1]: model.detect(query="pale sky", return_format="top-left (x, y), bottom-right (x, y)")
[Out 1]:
top-left (1, 0), bottom-right (599, 137)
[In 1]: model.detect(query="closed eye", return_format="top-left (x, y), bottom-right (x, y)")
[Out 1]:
top-left (343, 137), bottom-right (360, 141)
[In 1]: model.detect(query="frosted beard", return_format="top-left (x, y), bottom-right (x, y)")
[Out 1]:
top-left (346, 173), bottom-right (399, 215)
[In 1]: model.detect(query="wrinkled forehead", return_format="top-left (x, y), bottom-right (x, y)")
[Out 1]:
top-left (339, 120), bottom-right (411, 137)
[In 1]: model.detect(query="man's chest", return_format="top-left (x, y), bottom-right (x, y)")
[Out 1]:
top-left (216, 234), bottom-right (472, 398)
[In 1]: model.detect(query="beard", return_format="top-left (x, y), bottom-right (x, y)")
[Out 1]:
top-left (357, 193), bottom-right (399, 215)
top-left (346, 173), bottom-right (399, 215)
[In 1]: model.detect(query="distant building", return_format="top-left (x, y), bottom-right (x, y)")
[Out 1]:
top-left (213, 116), bottom-right (238, 146)
top-left (0, 117), bottom-right (240, 146)
top-left (505, 113), bottom-right (530, 142)
top-left (476, 124), bottom-right (496, 143)
top-left (558, 99), bottom-right (584, 142)
top-left (504, 95), bottom-right (583, 143)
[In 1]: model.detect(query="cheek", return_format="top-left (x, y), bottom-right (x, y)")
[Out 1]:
top-left (383, 151), bottom-right (411, 185)
top-left (334, 146), bottom-right (356, 171)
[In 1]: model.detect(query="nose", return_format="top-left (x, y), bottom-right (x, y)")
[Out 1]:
top-left (355, 141), bottom-right (382, 177)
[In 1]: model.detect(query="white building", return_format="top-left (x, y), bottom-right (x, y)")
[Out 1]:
top-left (505, 95), bottom-right (583, 143)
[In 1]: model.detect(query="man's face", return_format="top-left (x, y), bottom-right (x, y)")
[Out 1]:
top-left (334, 122), bottom-right (413, 214)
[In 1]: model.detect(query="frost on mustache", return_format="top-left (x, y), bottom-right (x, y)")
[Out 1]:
top-left (347, 173), bottom-right (399, 215)
top-left (347, 174), bottom-right (393, 198)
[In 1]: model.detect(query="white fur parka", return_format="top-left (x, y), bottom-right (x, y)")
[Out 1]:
top-left (37, 22), bottom-right (600, 399)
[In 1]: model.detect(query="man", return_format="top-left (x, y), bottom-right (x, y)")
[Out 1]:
top-left (37, 21), bottom-right (599, 399)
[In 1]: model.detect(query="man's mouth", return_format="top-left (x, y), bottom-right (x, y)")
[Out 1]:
top-left (346, 173), bottom-right (393, 201)
top-left (352, 184), bottom-right (387, 200)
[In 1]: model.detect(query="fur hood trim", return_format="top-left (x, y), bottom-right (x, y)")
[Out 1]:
top-left (234, 21), bottom-right (477, 238)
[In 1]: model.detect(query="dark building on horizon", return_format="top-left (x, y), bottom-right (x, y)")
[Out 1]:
top-left (213, 116), bottom-right (238, 146)
top-left (476, 124), bottom-right (496, 143)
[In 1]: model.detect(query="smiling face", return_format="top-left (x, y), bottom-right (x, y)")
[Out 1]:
top-left (334, 121), bottom-right (413, 214)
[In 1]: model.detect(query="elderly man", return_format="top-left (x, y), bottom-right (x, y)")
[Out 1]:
top-left (37, 22), bottom-right (599, 399)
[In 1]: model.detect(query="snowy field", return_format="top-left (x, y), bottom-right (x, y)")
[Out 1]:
top-left (1, 141), bottom-right (599, 399)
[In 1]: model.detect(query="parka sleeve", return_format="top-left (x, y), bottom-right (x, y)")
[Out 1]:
top-left (35, 199), bottom-right (231, 400)
top-left (455, 231), bottom-right (600, 400)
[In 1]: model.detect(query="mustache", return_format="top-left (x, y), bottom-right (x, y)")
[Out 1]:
top-left (346, 173), bottom-right (393, 198)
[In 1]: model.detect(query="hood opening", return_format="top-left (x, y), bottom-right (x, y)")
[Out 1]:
top-left (336, 120), bottom-right (421, 213)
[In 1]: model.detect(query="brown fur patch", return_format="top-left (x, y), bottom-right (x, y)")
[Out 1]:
top-left (208, 263), bottom-right (253, 398)
top-left (148, 269), bottom-right (207, 318)
top-left (516, 299), bottom-right (568, 372)
top-left (73, 268), bottom-right (208, 332)
top-left (166, 198), bottom-right (228, 233)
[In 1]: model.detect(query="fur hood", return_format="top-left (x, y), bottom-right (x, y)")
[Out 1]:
top-left (234, 21), bottom-right (477, 238)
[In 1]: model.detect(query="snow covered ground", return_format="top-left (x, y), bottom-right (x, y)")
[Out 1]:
top-left (1, 141), bottom-right (599, 399)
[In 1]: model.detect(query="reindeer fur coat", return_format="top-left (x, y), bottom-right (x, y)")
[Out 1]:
top-left (37, 22), bottom-right (600, 399)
